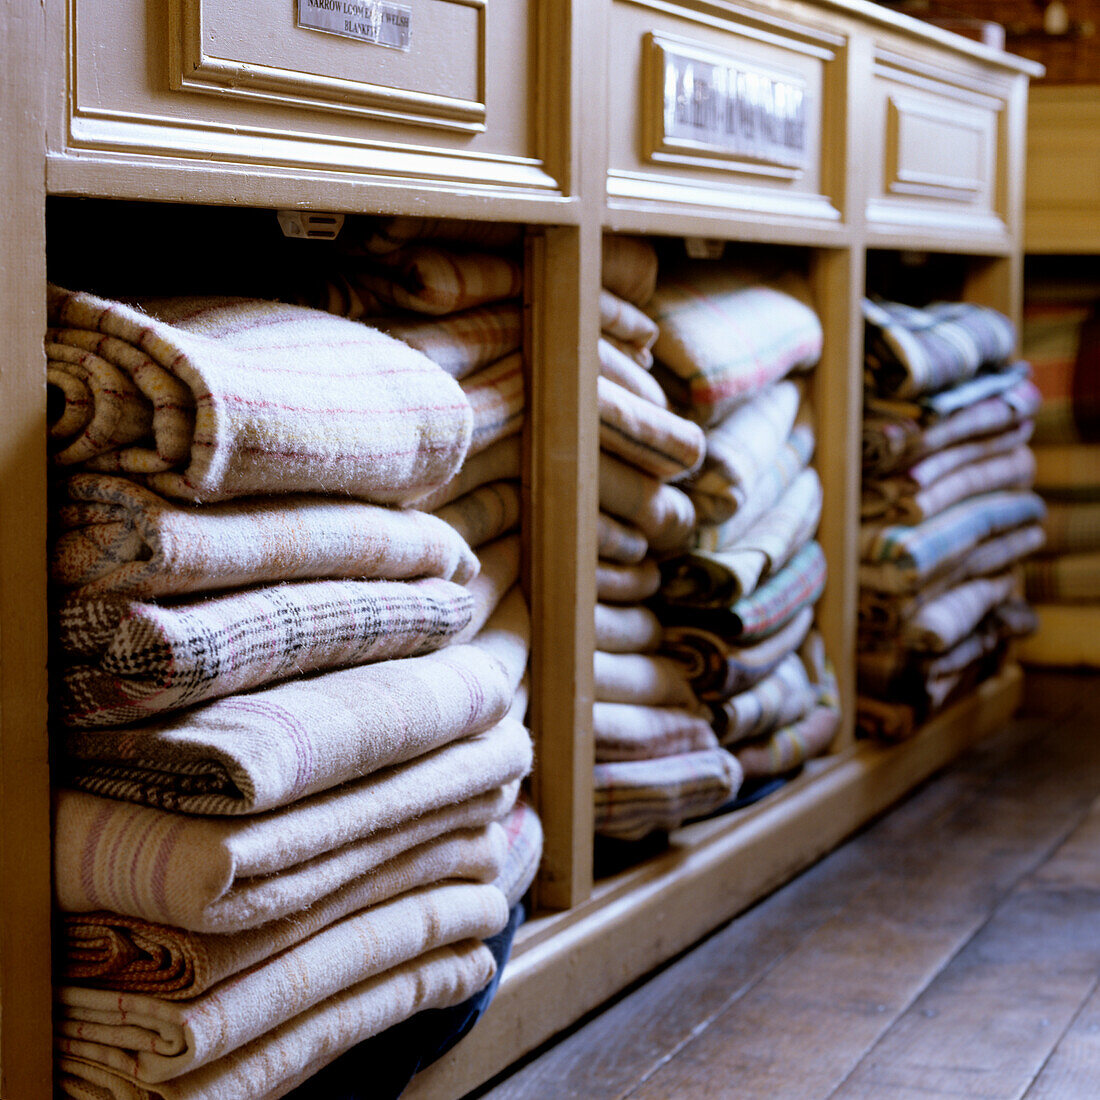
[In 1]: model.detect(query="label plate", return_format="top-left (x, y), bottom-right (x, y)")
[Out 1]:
top-left (298, 0), bottom-right (413, 50)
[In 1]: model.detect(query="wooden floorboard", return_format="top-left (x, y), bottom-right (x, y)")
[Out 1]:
top-left (476, 671), bottom-right (1100, 1100)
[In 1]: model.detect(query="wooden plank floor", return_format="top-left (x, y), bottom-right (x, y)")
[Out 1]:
top-left (474, 670), bottom-right (1100, 1100)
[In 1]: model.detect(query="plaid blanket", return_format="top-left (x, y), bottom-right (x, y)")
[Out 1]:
top-left (901, 571), bottom-right (1020, 653)
top-left (710, 652), bottom-right (816, 747)
top-left (602, 235), bottom-right (659, 308)
top-left (56, 576), bottom-right (475, 728)
top-left (411, 435), bottom-right (521, 512)
top-left (55, 719), bottom-right (530, 930)
top-left (433, 480), bottom-right (520, 551)
top-left (865, 361), bottom-right (1031, 423)
top-left (599, 452), bottom-right (696, 552)
top-left (460, 353), bottom-right (525, 457)
top-left (61, 591), bottom-right (528, 814)
top-left (352, 216), bottom-right (523, 256)
top-left (1026, 550), bottom-right (1100, 601)
top-left (55, 883), bottom-right (507, 1087)
top-left (598, 376), bottom-right (706, 481)
top-left (375, 303), bottom-right (522, 380)
top-left (50, 475), bottom-right (479, 599)
top-left (494, 798), bottom-right (543, 907)
top-left (56, 825), bottom-right (505, 998)
top-left (861, 375), bottom-right (1041, 477)
top-left (862, 298), bottom-right (1017, 398)
top-left (57, 941), bottom-right (495, 1100)
top-left (661, 604), bottom-right (814, 702)
top-left (593, 748), bottom-right (743, 841)
top-left (599, 338), bottom-right (668, 408)
top-left (600, 289), bottom-right (659, 354)
top-left (594, 603), bottom-right (663, 654)
top-left (1041, 500), bottom-right (1100, 554)
top-left (593, 651), bottom-right (699, 708)
top-left (594, 703), bottom-right (718, 762)
top-left (47, 287), bottom-right (472, 504)
top-left (597, 511), bottom-right (649, 564)
top-left (859, 490), bottom-right (1046, 594)
top-left (649, 265), bottom-right (822, 426)
top-left (596, 559), bottom-right (662, 604)
top-left (660, 540), bottom-right (826, 642)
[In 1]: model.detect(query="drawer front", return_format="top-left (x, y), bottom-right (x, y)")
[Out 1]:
top-left (60, 0), bottom-right (560, 196)
top-left (606, 0), bottom-right (845, 229)
top-left (867, 48), bottom-right (1009, 241)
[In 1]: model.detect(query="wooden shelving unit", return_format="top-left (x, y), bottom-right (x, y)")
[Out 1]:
top-left (0, 2), bottom-right (1040, 1097)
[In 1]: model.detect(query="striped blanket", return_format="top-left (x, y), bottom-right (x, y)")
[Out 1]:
top-left (594, 603), bottom-right (663, 654)
top-left (596, 558), bottom-right (662, 604)
top-left (594, 748), bottom-right (743, 841)
top-left (61, 591), bottom-right (528, 814)
top-left (55, 883), bottom-right (507, 1087)
top-left (47, 287), bottom-right (472, 504)
top-left (865, 360), bottom-right (1031, 422)
top-left (55, 720), bottom-right (530, 931)
top-left (461, 353), bottom-right (525, 456)
top-left (599, 338), bottom-right (668, 407)
top-left (434, 480), bottom-right (521, 551)
top-left (56, 576), bottom-right (475, 728)
top-left (594, 703), bottom-right (718, 762)
top-left (900, 571), bottom-right (1020, 653)
top-left (412, 435), bottom-right (521, 512)
top-left (50, 474), bottom-right (479, 599)
top-left (862, 298), bottom-right (1017, 398)
top-left (56, 826), bottom-right (505, 998)
top-left (649, 265), bottom-right (822, 426)
top-left (494, 799), bottom-right (543, 908)
top-left (593, 651), bottom-right (699, 708)
top-left (711, 651), bottom-right (817, 747)
top-left (599, 452), bottom-right (696, 552)
top-left (597, 511), bottom-right (649, 564)
top-left (353, 216), bottom-right (523, 256)
top-left (600, 289), bottom-right (659, 356)
top-left (57, 942), bottom-right (495, 1100)
top-left (602, 235), bottom-right (659, 308)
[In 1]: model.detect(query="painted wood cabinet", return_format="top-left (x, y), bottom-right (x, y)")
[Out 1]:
top-left (0, 3), bottom-right (1039, 1097)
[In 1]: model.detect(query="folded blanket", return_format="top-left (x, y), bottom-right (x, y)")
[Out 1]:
top-left (55, 720), bottom-right (531, 930)
top-left (690, 421), bottom-right (815, 529)
top-left (61, 596), bottom-right (526, 812)
top-left (593, 603), bottom-right (663, 654)
top-left (599, 338), bottom-right (668, 408)
top-left (856, 695), bottom-right (917, 741)
top-left (649, 266), bottom-right (822, 426)
top-left (56, 883), bottom-right (508, 1085)
top-left (859, 491), bottom-right (1046, 594)
top-left (735, 701), bottom-right (839, 778)
top-left (50, 475), bottom-right (478, 599)
top-left (594, 703), bottom-right (718, 763)
top-left (57, 826), bottom-right (506, 998)
top-left (593, 749), bottom-right (743, 840)
top-left (1041, 500), bottom-right (1100, 554)
top-left (451, 536), bottom-right (522, 643)
top-left (602, 235), bottom-right (658, 308)
top-left (861, 375), bottom-right (1041, 477)
top-left (596, 558), bottom-right (662, 604)
top-left (864, 361), bottom-right (1032, 423)
top-left (375, 303), bottom-right (522, 381)
top-left (1025, 550), bottom-right (1100, 601)
top-left (411, 435), bottom-right (521, 512)
top-left (57, 941), bottom-right (495, 1100)
top-left (598, 376), bottom-right (706, 481)
top-left (433, 480), bottom-right (520, 550)
top-left (901, 571), bottom-right (1020, 653)
top-left (862, 298), bottom-right (1017, 398)
top-left (357, 247), bottom-right (523, 316)
top-left (461, 353), bottom-right (525, 456)
top-left (710, 652), bottom-right (817, 747)
top-left (47, 288), bottom-right (472, 504)
top-left (596, 511), bottom-right (649, 564)
top-left (599, 290), bottom-right (659, 355)
top-left (599, 452), bottom-right (696, 551)
top-left (56, 576), bottom-right (475, 728)
top-left (353, 217), bottom-right (523, 256)
top-left (660, 540), bottom-right (826, 642)
top-left (593, 651), bottom-right (699, 708)
top-left (661, 605), bottom-right (814, 702)
top-left (664, 468), bottom-right (822, 605)
top-left (605, 333), bottom-right (654, 370)
top-left (494, 799), bottom-right (543, 908)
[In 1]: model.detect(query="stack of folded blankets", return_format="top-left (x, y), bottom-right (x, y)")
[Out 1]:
top-left (44, 235), bottom-right (541, 1100)
top-left (857, 298), bottom-right (1045, 741)
top-left (1017, 284), bottom-right (1100, 667)
top-left (647, 257), bottom-right (840, 805)
top-left (592, 236), bottom-right (738, 843)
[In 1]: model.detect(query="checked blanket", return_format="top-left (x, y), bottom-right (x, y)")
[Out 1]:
top-left (600, 452), bottom-right (696, 552)
top-left (594, 748), bottom-right (743, 841)
top-left (56, 576), bottom-right (475, 728)
top-left (596, 559), bottom-right (662, 604)
top-left (55, 720), bottom-right (531, 931)
top-left (57, 826), bottom-right (506, 999)
top-left (594, 703), bottom-right (718, 763)
top-left (648, 264), bottom-right (822, 427)
top-left (602, 235), bottom-right (659, 309)
top-left (61, 590), bottom-right (529, 814)
top-left (47, 287), bottom-right (472, 504)
top-left (862, 298), bottom-right (1017, 399)
top-left (57, 941), bottom-right (496, 1100)
top-left (50, 474), bottom-right (478, 599)
top-left (55, 884), bottom-right (507, 1087)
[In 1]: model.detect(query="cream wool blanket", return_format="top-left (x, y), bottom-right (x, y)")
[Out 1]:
top-left (599, 339), bottom-right (668, 408)
top-left (599, 290), bottom-right (660, 357)
top-left (594, 603), bottom-right (663, 653)
top-left (57, 577), bottom-right (475, 728)
top-left (47, 288), bottom-right (472, 504)
top-left (602, 235), bottom-right (659, 308)
top-left (711, 651), bottom-right (817, 747)
top-left (62, 608), bottom-right (525, 813)
top-left (433, 480), bottom-right (520, 551)
top-left (452, 537), bottom-right (523, 644)
top-left (495, 799), bottom-right (543, 908)
top-left (56, 883), bottom-right (508, 1084)
top-left (55, 720), bottom-right (531, 931)
top-left (58, 825), bottom-right (506, 998)
top-left (52, 474), bottom-right (478, 600)
top-left (596, 559), bottom-right (662, 604)
top-left (355, 216), bottom-right (523, 256)
top-left (597, 511), bottom-right (649, 565)
top-left (593, 651), bottom-right (699, 708)
top-left (57, 941), bottom-right (495, 1100)
top-left (411, 435), bottom-right (521, 512)
top-left (460, 353), bottom-right (525, 456)
top-left (594, 703), bottom-right (718, 763)
top-left (599, 452), bottom-right (696, 552)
